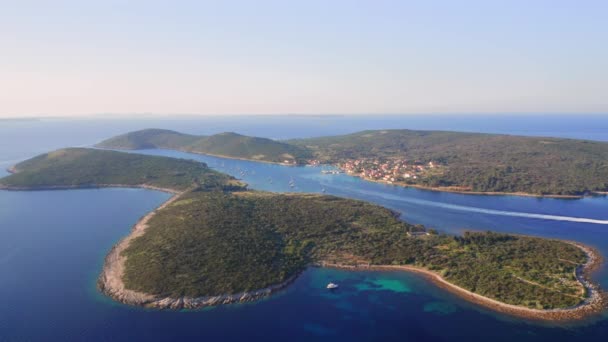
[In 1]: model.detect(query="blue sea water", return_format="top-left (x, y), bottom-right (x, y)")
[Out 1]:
top-left (1, 114), bottom-right (608, 341)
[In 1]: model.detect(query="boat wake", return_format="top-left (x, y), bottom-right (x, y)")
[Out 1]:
top-left (336, 187), bottom-right (608, 225)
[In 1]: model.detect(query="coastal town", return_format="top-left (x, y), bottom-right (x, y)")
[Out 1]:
top-left (331, 158), bottom-right (444, 184)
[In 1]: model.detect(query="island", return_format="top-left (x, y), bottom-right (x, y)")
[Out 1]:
top-left (0, 147), bottom-right (242, 192)
top-left (1, 148), bottom-right (605, 321)
top-left (97, 129), bottom-right (312, 165)
top-left (97, 128), bottom-right (608, 197)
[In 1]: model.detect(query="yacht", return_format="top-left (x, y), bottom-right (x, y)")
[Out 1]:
top-left (326, 282), bottom-right (339, 289)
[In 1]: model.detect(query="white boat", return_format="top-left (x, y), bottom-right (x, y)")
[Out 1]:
top-left (326, 282), bottom-right (339, 289)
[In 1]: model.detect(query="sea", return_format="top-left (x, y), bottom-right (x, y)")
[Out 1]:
top-left (1, 114), bottom-right (608, 341)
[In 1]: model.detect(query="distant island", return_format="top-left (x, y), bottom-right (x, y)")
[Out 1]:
top-left (1, 148), bottom-right (605, 321)
top-left (0, 147), bottom-right (244, 192)
top-left (97, 129), bottom-right (312, 165)
top-left (0, 117), bottom-right (41, 122)
top-left (97, 128), bottom-right (608, 197)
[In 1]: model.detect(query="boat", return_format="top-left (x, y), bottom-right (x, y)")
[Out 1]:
top-left (326, 282), bottom-right (339, 289)
top-left (321, 187), bottom-right (326, 193)
top-left (321, 170), bottom-right (344, 175)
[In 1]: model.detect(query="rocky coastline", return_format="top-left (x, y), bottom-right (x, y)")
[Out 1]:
top-left (96, 189), bottom-right (298, 309)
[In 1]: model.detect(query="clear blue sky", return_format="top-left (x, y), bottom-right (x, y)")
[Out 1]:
top-left (1, 0), bottom-right (607, 117)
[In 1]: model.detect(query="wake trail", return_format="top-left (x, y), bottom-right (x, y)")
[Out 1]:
top-left (334, 186), bottom-right (608, 225)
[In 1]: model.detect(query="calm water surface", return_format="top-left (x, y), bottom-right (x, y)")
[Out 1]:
top-left (2, 115), bottom-right (608, 341)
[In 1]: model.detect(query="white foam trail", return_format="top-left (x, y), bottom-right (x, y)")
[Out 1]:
top-left (337, 187), bottom-right (608, 225)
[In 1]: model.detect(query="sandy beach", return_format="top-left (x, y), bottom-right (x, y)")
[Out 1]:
top-left (321, 242), bottom-right (605, 321)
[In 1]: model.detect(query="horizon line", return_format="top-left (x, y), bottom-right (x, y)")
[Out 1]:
top-left (2, 112), bottom-right (608, 120)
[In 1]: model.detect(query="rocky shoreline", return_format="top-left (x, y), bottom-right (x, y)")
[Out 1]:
top-left (96, 189), bottom-right (298, 309)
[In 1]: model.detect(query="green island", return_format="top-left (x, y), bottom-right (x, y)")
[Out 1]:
top-left (0, 148), bottom-right (604, 320)
top-left (125, 190), bottom-right (588, 309)
top-left (98, 129), bottom-right (312, 165)
top-left (98, 128), bottom-right (608, 196)
top-left (0, 147), bottom-right (243, 192)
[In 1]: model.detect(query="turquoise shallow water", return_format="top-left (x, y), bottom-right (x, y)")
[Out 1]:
top-left (2, 116), bottom-right (608, 341)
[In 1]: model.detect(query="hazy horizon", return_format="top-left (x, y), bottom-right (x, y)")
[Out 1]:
top-left (2, 0), bottom-right (607, 118)
top-left (3, 112), bottom-right (608, 120)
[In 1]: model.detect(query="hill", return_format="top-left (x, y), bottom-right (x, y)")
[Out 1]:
top-left (289, 129), bottom-right (608, 195)
top-left (0, 148), bottom-right (239, 192)
top-left (97, 129), bottom-right (312, 164)
top-left (94, 129), bottom-right (199, 150)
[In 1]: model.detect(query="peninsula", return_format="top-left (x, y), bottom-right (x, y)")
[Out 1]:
top-left (1, 148), bottom-right (605, 321)
top-left (0, 147), bottom-right (241, 192)
top-left (97, 128), bottom-right (608, 197)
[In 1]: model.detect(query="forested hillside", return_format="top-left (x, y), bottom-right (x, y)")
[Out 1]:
top-left (290, 129), bottom-right (608, 195)
top-left (97, 129), bottom-right (312, 164)
top-left (0, 148), bottom-right (238, 191)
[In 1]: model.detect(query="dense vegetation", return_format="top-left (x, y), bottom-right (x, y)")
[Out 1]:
top-left (100, 128), bottom-right (608, 195)
top-left (122, 190), bottom-right (587, 309)
top-left (96, 129), bottom-right (200, 150)
top-left (290, 129), bottom-right (608, 195)
top-left (0, 148), bottom-right (239, 191)
top-left (97, 129), bottom-right (312, 164)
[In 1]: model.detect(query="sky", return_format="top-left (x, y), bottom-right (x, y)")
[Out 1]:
top-left (1, 0), bottom-right (607, 117)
